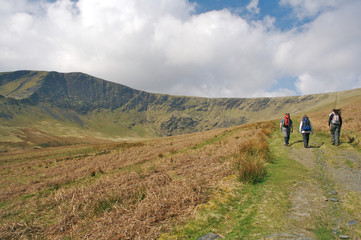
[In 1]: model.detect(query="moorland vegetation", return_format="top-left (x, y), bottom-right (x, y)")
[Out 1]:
top-left (1, 71), bottom-right (361, 239)
top-left (1, 70), bottom-right (360, 152)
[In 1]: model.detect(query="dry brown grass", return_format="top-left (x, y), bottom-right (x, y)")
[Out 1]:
top-left (233, 122), bottom-right (274, 184)
top-left (0, 122), bottom-right (274, 239)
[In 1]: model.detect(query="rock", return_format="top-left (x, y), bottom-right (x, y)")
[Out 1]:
top-left (346, 220), bottom-right (357, 226)
top-left (328, 191), bottom-right (338, 195)
top-left (339, 235), bottom-right (349, 239)
top-left (197, 233), bottom-right (222, 240)
top-left (329, 198), bottom-right (339, 202)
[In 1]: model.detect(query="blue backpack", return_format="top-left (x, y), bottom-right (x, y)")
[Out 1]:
top-left (302, 117), bottom-right (311, 131)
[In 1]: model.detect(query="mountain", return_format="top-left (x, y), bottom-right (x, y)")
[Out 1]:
top-left (1, 70), bottom-right (360, 151)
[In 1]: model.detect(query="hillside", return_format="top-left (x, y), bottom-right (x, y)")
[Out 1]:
top-left (1, 95), bottom-right (361, 239)
top-left (1, 71), bottom-right (361, 239)
top-left (1, 70), bottom-right (361, 152)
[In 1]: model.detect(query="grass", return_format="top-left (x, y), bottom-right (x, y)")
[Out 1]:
top-left (1, 89), bottom-right (361, 239)
top-left (165, 184), bottom-right (264, 240)
top-left (162, 111), bottom-right (361, 240)
top-left (343, 192), bottom-right (361, 238)
top-left (234, 157), bottom-right (267, 184)
top-left (0, 71), bottom-right (48, 98)
top-left (160, 123), bottom-right (312, 239)
top-left (0, 121), bottom-right (283, 239)
top-left (344, 159), bottom-right (354, 168)
top-left (0, 120), bottom-right (341, 239)
top-left (2, 81), bottom-right (361, 152)
top-left (313, 218), bottom-right (336, 240)
top-left (0, 125), bottom-right (231, 239)
top-left (233, 123), bottom-right (273, 184)
top-left (286, 115), bottom-right (361, 239)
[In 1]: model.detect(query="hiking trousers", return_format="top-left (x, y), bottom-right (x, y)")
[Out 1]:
top-left (302, 133), bottom-right (310, 148)
top-left (330, 123), bottom-right (341, 145)
top-left (282, 127), bottom-right (291, 145)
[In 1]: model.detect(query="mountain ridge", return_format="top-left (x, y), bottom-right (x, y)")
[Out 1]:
top-left (1, 70), bottom-right (360, 151)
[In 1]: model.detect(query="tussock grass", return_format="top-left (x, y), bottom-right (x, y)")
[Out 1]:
top-left (234, 157), bottom-right (267, 184)
top-left (0, 122), bottom-right (276, 239)
top-left (233, 122), bottom-right (274, 184)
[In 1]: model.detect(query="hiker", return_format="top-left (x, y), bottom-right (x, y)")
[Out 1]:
top-left (280, 113), bottom-right (293, 146)
top-left (299, 115), bottom-right (313, 148)
top-left (328, 109), bottom-right (342, 145)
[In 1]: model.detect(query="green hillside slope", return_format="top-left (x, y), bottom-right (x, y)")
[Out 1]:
top-left (1, 70), bottom-right (361, 151)
top-left (1, 79), bottom-right (361, 239)
top-left (1, 102), bottom-right (361, 239)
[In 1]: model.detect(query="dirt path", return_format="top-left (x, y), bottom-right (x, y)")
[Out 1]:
top-left (269, 132), bottom-right (361, 239)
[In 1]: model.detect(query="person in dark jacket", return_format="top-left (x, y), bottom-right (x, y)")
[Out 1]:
top-left (280, 113), bottom-right (293, 146)
top-left (299, 115), bottom-right (313, 148)
top-left (328, 109), bottom-right (342, 145)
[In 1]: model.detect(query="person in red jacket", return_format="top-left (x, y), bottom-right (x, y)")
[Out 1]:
top-left (280, 113), bottom-right (293, 146)
top-left (328, 109), bottom-right (342, 146)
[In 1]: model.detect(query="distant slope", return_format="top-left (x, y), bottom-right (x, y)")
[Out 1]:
top-left (1, 70), bottom-right (361, 151)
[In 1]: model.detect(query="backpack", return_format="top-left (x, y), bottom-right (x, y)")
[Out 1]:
top-left (332, 114), bottom-right (340, 124)
top-left (284, 115), bottom-right (290, 127)
top-left (302, 116), bottom-right (311, 131)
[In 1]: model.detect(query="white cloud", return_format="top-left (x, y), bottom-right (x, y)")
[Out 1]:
top-left (295, 73), bottom-right (326, 94)
top-left (279, 0), bottom-right (338, 19)
top-left (246, 0), bottom-right (260, 15)
top-left (263, 88), bottom-right (297, 98)
top-left (0, 0), bottom-right (361, 98)
top-left (275, 0), bottom-right (361, 94)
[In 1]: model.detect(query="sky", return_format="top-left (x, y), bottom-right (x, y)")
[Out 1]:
top-left (1, 0), bottom-right (361, 98)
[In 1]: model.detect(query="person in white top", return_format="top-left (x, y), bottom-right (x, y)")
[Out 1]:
top-left (299, 115), bottom-right (314, 148)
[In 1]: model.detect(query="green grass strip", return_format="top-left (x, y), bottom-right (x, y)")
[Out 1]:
top-left (160, 124), bottom-right (310, 239)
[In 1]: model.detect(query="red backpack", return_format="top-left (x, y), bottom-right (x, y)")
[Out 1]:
top-left (284, 114), bottom-right (290, 126)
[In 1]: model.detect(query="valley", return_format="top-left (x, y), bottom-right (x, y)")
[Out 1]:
top-left (1, 70), bottom-right (361, 239)
top-left (1, 95), bottom-right (361, 239)
top-left (1, 71), bottom-right (360, 152)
